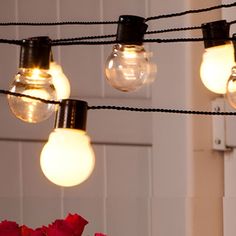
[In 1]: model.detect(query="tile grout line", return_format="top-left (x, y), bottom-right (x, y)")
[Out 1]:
top-left (18, 142), bottom-right (24, 225)
top-left (103, 145), bottom-right (108, 233)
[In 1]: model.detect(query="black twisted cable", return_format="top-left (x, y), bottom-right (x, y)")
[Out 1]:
top-left (145, 1), bottom-right (236, 22)
top-left (88, 105), bottom-right (236, 116)
top-left (0, 90), bottom-right (60, 104)
top-left (229, 20), bottom-right (236, 25)
top-left (0, 90), bottom-right (235, 116)
top-left (53, 26), bottom-right (203, 44)
top-left (0, 2), bottom-right (233, 26)
top-left (146, 26), bottom-right (202, 35)
top-left (52, 34), bottom-right (116, 43)
top-left (0, 39), bottom-right (22, 45)
top-left (0, 20), bottom-right (118, 26)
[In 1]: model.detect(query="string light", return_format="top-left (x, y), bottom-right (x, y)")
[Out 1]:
top-left (40, 99), bottom-right (95, 187)
top-left (200, 20), bottom-right (235, 94)
top-left (226, 33), bottom-right (236, 109)
top-left (105, 15), bottom-right (157, 92)
top-left (7, 37), bottom-right (57, 123)
top-left (0, 1), bottom-right (236, 187)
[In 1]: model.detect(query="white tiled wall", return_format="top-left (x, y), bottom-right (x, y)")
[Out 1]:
top-left (0, 0), bottom-right (224, 236)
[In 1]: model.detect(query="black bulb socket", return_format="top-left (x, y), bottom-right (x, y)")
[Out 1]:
top-left (116, 15), bottom-right (148, 45)
top-left (202, 20), bottom-right (230, 48)
top-left (54, 99), bottom-right (88, 131)
top-left (19, 36), bottom-right (51, 69)
top-left (233, 33), bottom-right (236, 63)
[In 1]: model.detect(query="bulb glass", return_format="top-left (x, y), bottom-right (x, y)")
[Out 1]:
top-left (40, 128), bottom-right (95, 187)
top-left (105, 44), bottom-right (157, 92)
top-left (200, 43), bottom-right (235, 94)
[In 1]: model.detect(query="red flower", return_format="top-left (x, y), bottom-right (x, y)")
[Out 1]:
top-left (65, 213), bottom-right (88, 236)
top-left (21, 225), bottom-right (33, 236)
top-left (31, 227), bottom-right (47, 236)
top-left (0, 213), bottom-right (104, 236)
top-left (0, 220), bottom-right (21, 236)
top-left (47, 219), bottom-right (73, 236)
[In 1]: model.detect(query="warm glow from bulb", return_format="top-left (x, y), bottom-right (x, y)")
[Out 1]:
top-left (31, 68), bottom-right (42, 79)
top-left (200, 43), bottom-right (235, 94)
top-left (40, 128), bottom-right (95, 187)
top-left (8, 68), bottom-right (56, 123)
top-left (123, 47), bottom-right (139, 59)
top-left (21, 89), bottom-right (50, 102)
top-left (21, 89), bottom-right (52, 122)
top-left (105, 44), bottom-right (157, 91)
top-left (49, 62), bottom-right (71, 99)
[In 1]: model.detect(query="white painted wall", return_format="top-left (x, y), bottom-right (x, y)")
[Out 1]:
top-left (0, 0), bottom-right (224, 235)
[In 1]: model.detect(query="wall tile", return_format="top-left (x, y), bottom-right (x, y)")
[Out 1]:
top-left (151, 197), bottom-right (188, 236)
top-left (106, 197), bottom-right (149, 236)
top-left (152, 114), bottom-right (191, 197)
top-left (59, 0), bottom-right (103, 98)
top-left (106, 146), bottom-right (151, 197)
top-left (87, 98), bottom-right (152, 145)
top-left (22, 197), bottom-right (61, 228)
top-left (0, 197), bottom-right (21, 223)
top-left (0, 141), bottom-right (21, 197)
top-left (17, 0), bottom-right (58, 38)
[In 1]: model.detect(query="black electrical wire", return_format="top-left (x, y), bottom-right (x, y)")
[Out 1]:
top-left (0, 1), bottom-right (234, 26)
top-left (145, 1), bottom-right (236, 22)
top-left (0, 90), bottom-right (235, 116)
top-left (0, 90), bottom-right (60, 105)
top-left (51, 37), bottom-right (236, 46)
top-left (52, 34), bottom-right (117, 44)
top-left (0, 20), bottom-right (118, 26)
top-left (88, 105), bottom-right (236, 116)
top-left (0, 39), bottom-right (22, 45)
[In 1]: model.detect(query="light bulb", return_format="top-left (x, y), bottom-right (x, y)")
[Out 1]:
top-left (49, 61), bottom-right (71, 99)
top-left (105, 15), bottom-right (157, 92)
top-left (40, 99), bottom-right (95, 187)
top-left (226, 66), bottom-right (236, 109)
top-left (200, 20), bottom-right (234, 94)
top-left (200, 43), bottom-right (235, 94)
top-left (7, 36), bottom-right (57, 123)
top-left (105, 44), bottom-right (157, 92)
top-left (40, 128), bottom-right (95, 187)
top-left (8, 68), bottom-right (56, 123)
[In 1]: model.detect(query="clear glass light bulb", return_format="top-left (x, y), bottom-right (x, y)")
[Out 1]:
top-left (8, 68), bottom-right (57, 123)
top-left (200, 43), bottom-right (235, 94)
top-left (40, 128), bottom-right (95, 187)
top-left (226, 66), bottom-right (236, 109)
top-left (105, 44), bottom-right (157, 92)
top-left (49, 62), bottom-right (71, 100)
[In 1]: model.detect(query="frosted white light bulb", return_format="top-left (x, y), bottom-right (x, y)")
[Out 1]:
top-left (200, 43), bottom-right (235, 94)
top-left (105, 44), bottom-right (157, 92)
top-left (226, 66), bottom-right (236, 109)
top-left (49, 62), bottom-right (71, 99)
top-left (8, 68), bottom-right (56, 123)
top-left (40, 128), bottom-right (95, 187)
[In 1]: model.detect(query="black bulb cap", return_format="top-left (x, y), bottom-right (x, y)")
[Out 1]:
top-left (116, 15), bottom-right (148, 45)
top-left (19, 36), bottom-right (51, 69)
top-left (233, 33), bottom-right (236, 63)
top-left (202, 20), bottom-right (230, 48)
top-left (54, 99), bottom-right (88, 131)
